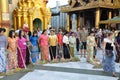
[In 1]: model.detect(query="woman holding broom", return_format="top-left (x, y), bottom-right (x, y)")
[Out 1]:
top-left (17, 30), bottom-right (27, 68)
top-left (63, 31), bottom-right (71, 59)
top-left (7, 30), bottom-right (18, 70)
top-left (69, 32), bottom-right (76, 57)
top-left (39, 30), bottom-right (49, 63)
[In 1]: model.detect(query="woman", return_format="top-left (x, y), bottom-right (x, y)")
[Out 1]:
top-left (69, 32), bottom-right (76, 57)
top-left (30, 31), bottom-right (39, 64)
top-left (49, 30), bottom-right (58, 61)
top-left (0, 28), bottom-right (8, 72)
top-left (8, 30), bottom-right (18, 70)
top-left (57, 29), bottom-right (64, 59)
top-left (39, 30), bottom-right (49, 63)
top-left (115, 32), bottom-right (120, 63)
top-left (17, 30), bottom-right (27, 68)
top-left (63, 31), bottom-right (70, 59)
top-left (87, 31), bottom-right (97, 64)
top-left (102, 32), bottom-right (117, 77)
top-left (23, 29), bottom-right (31, 65)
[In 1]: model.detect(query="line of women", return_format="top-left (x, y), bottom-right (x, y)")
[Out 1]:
top-left (0, 28), bottom-right (77, 73)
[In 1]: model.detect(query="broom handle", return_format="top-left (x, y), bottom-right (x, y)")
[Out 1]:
top-left (66, 44), bottom-right (72, 58)
top-left (18, 47), bottom-right (27, 69)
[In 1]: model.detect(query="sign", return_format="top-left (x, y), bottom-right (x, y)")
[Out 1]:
top-left (2, 13), bottom-right (10, 21)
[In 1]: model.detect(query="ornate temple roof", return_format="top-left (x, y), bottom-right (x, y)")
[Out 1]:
top-left (61, 0), bottom-right (120, 13)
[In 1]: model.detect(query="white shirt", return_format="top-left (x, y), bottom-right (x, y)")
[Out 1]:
top-left (63, 35), bottom-right (69, 44)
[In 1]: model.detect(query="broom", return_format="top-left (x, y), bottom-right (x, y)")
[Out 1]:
top-left (66, 44), bottom-right (73, 62)
top-left (18, 48), bottom-right (27, 69)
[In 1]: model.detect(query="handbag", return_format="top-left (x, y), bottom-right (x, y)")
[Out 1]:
top-left (105, 50), bottom-right (114, 57)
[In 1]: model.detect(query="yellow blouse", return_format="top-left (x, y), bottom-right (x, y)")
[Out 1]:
top-left (49, 35), bottom-right (58, 46)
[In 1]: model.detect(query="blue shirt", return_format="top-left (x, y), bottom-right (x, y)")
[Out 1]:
top-left (30, 36), bottom-right (38, 46)
top-left (116, 37), bottom-right (120, 45)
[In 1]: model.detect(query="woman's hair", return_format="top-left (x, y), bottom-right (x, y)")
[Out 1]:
top-left (9, 30), bottom-right (15, 38)
top-left (32, 30), bottom-right (38, 37)
top-left (64, 31), bottom-right (69, 35)
top-left (89, 31), bottom-right (94, 35)
top-left (28, 31), bottom-right (32, 37)
top-left (42, 29), bottom-right (47, 34)
top-left (70, 32), bottom-right (74, 35)
top-left (0, 28), bottom-right (6, 33)
top-left (18, 30), bottom-right (23, 39)
top-left (59, 29), bottom-right (62, 32)
top-left (107, 32), bottom-right (113, 37)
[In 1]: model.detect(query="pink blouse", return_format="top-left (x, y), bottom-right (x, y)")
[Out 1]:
top-left (18, 37), bottom-right (27, 49)
top-left (39, 34), bottom-right (48, 46)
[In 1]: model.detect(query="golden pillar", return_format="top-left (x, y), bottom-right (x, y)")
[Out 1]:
top-left (1, 0), bottom-right (9, 36)
top-left (77, 13), bottom-right (80, 27)
top-left (95, 8), bottom-right (100, 29)
top-left (17, 15), bottom-right (22, 29)
top-left (44, 16), bottom-right (47, 29)
top-left (22, 11), bottom-right (28, 24)
top-left (0, 9), bottom-right (1, 28)
top-left (43, 15), bottom-right (45, 30)
top-left (29, 15), bottom-right (33, 32)
top-left (13, 15), bottom-right (17, 30)
top-left (67, 13), bottom-right (70, 31)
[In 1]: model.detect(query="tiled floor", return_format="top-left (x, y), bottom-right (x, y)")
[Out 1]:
top-left (19, 70), bottom-right (118, 80)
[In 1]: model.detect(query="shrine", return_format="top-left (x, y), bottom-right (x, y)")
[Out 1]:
top-left (60, 0), bottom-right (120, 31)
top-left (13, 0), bottom-right (51, 32)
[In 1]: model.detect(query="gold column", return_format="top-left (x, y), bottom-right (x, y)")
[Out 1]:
top-left (1, 0), bottom-right (9, 36)
top-left (77, 13), bottom-right (80, 27)
top-left (67, 13), bottom-right (70, 31)
top-left (22, 11), bottom-right (28, 24)
top-left (17, 15), bottom-right (22, 29)
top-left (0, 1), bottom-right (1, 28)
top-left (13, 15), bottom-right (17, 30)
top-left (27, 0), bottom-right (32, 8)
top-left (95, 8), bottom-right (100, 29)
top-left (0, 9), bottom-right (1, 28)
top-left (43, 15), bottom-right (45, 30)
top-left (29, 15), bottom-right (33, 32)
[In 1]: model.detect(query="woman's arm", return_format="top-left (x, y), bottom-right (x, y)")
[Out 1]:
top-left (102, 41), bottom-right (106, 55)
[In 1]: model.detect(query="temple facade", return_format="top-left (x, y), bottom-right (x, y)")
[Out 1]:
top-left (13, 0), bottom-right (51, 32)
top-left (61, 0), bottom-right (120, 31)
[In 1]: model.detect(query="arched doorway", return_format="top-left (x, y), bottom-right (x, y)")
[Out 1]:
top-left (33, 18), bottom-right (42, 30)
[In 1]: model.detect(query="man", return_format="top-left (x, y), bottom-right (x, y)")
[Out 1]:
top-left (37, 27), bottom-right (42, 37)
top-left (79, 27), bottom-right (88, 58)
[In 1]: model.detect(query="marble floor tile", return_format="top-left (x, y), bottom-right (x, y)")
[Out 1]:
top-left (19, 70), bottom-right (118, 80)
